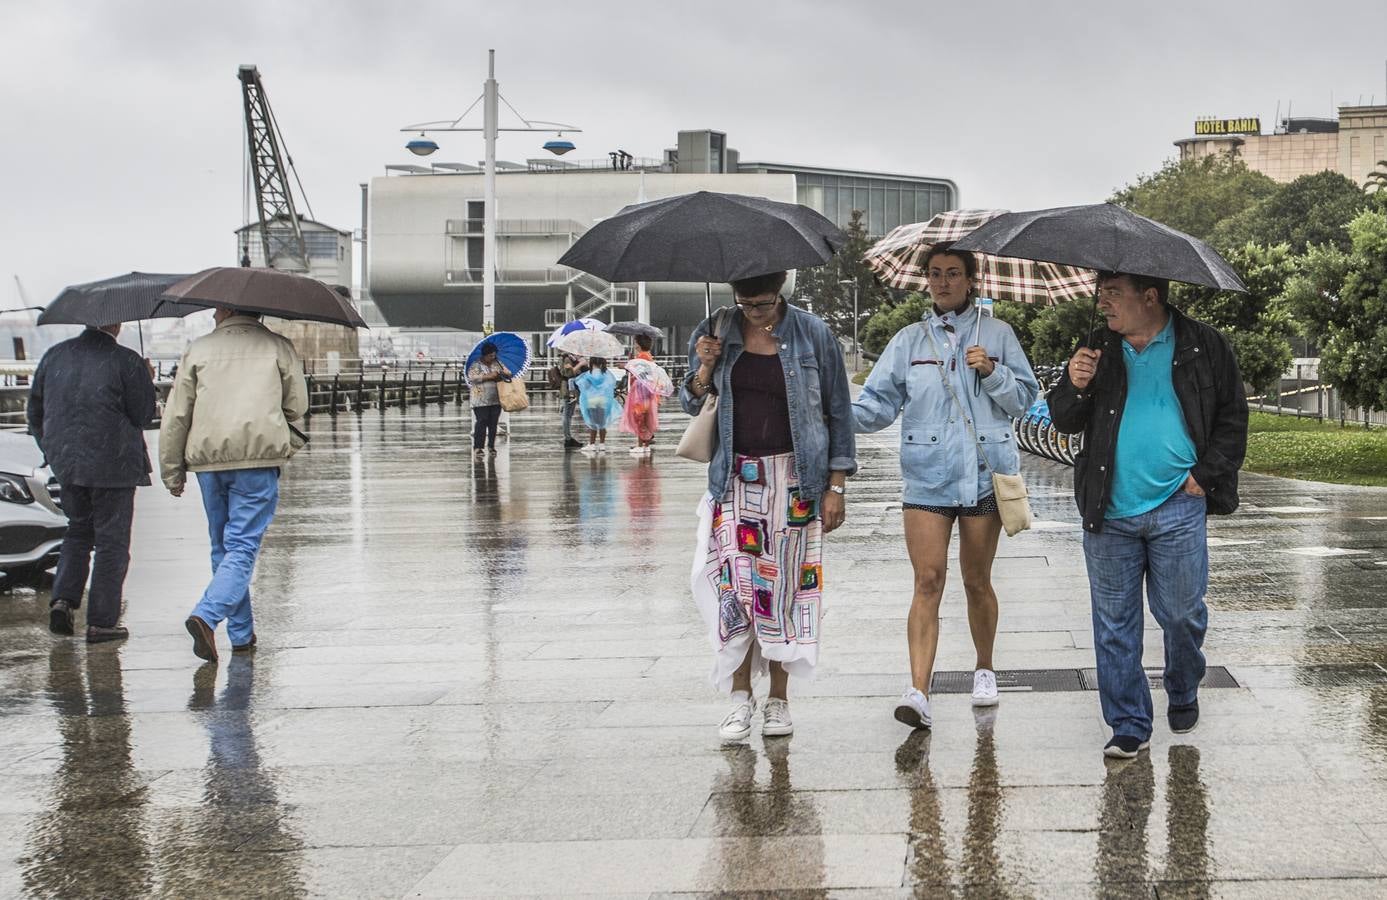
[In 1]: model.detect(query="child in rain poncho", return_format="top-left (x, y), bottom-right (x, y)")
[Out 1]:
top-left (574, 357), bottom-right (622, 455)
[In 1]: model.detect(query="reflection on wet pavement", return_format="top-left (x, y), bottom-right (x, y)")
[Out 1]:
top-left (0, 399), bottom-right (1385, 896)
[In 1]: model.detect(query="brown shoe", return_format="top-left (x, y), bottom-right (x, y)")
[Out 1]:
top-left (185, 615), bottom-right (218, 662)
top-left (86, 625), bottom-right (129, 644)
top-left (232, 633), bottom-right (257, 653)
top-left (49, 600), bottom-right (75, 636)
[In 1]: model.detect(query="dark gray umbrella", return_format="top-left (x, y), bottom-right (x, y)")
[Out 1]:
top-left (558, 191), bottom-right (847, 287)
top-left (38, 272), bottom-right (210, 327)
top-left (158, 267), bottom-right (368, 327)
top-left (951, 203), bottom-right (1248, 293)
top-left (604, 321), bottom-right (663, 340)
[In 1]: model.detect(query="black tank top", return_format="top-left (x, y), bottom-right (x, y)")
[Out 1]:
top-left (731, 351), bottom-right (794, 456)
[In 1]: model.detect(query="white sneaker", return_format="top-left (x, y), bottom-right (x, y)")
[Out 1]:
top-left (762, 697), bottom-right (793, 737)
top-left (628, 446), bottom-right (644, 456)
top-left (580, 445), bottom-right (598, 456)
top-left (972, 669), bottom-right (1000, 707)
top-left (894, 688), bottom-right (931, 729)
top-left (718, 695), bottom-right (758, 741)
top-left (597, 443), bottom-right (608, 453)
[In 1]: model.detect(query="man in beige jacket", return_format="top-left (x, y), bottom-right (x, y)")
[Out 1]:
top-left (160, 309), bottom-right (308, 662)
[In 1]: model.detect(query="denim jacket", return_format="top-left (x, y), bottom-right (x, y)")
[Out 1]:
top-left (681, 303), bottom-right (857, 501)
top-left (853, 301), bottom-right (1039, 507)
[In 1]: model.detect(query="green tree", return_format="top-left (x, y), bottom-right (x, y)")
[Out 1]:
top-left (1176, 243), bottom-right (1297, 392)
top-left (992, 300), bottom-right (1040, 354)
top-left (1110, 155), bottom-right (1277, 241)
top-left (1209, 171), bottom-right (1367, 254)
top-left (796, 209), bottom-right (891, 339)
top-left (1282, 209), bottom-right (1387, 415)
top-left (1029, 299), bottom-right (1099, 367)
top-left (1365, 160), bottom-right (1387, 193)
top-left (860, 291), bottom-right (927, 355)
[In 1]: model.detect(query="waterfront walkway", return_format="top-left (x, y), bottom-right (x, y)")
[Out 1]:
top-left (2, 399), bottom-right (1387, 897)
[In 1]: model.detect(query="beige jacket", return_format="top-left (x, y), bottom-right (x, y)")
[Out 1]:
top-left (159, 316), bottom-right (309, 489)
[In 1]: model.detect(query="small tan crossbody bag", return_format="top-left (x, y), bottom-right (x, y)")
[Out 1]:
top-left (926, 327), bottom-right (1032, 537)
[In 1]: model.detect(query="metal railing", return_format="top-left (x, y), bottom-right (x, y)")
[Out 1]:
top-left (445, 218), bottom-right (585, 236)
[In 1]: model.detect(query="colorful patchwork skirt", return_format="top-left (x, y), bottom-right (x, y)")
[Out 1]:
top-left (689, 452), bottom-right (825, 693)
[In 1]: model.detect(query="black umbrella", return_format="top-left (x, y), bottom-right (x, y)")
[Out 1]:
top-left (558, 191), bottom-right (847, 315)
top-left (158, 267), bottom-right (367, 328)
top-left (604, 321), bottom-right (663, 341)
top-left (951, 204), bottom-right (1248, 293)
top-left (39, 272), bottom-right (211, 327)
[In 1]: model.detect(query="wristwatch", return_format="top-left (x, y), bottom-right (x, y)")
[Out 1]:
top-left (827, 485), bottom-right (845, 495)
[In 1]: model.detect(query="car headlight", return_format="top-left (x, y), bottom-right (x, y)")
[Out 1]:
top-left (0, 473), bottom-right (34, 504)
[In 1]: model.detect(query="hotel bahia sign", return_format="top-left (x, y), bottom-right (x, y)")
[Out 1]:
top-left (1193, 117), bottom-right (1262, 136)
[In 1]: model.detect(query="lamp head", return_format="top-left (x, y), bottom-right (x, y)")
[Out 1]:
top-left (406, 135), bottom-right (439, 157)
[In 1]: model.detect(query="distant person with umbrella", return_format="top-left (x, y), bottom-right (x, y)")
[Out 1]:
top-left (160, 307), bottom-right (309, 663)
top-left (853, 242), bottom-right (1039, 730)
top-left (619, 352), bottom-right (673, 456)
top-left (29, 322), bottom-right (157, 643)
top-left (1050, 272), bottom-right (1248, 758)
top-left (684, 271), bottom-right (856, 741)
top-left (466, 341), bottom-right (511, 460)
top-left (558, 352), bottom-right (588, 450)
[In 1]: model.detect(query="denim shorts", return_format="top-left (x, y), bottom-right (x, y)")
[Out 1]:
top-left (903, 493), bottom-right (998, 520)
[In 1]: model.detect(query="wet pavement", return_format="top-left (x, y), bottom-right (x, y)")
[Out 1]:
top-left (2, 397), bottom-right (1387, 898)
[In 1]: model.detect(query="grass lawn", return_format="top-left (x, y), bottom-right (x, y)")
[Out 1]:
top-left (1244, 411), bottom-right (1387, 487)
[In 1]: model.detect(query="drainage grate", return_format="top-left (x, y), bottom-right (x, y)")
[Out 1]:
top-left (930, 668), bottom-right (1086, 693)
top-left (929, 666), bottom-right (1241, 694)
top-left (1079, 666), bottom-right (1240, 691)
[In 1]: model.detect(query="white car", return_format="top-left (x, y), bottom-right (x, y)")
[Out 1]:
top-left (0, 431), bottom-right (66, 581)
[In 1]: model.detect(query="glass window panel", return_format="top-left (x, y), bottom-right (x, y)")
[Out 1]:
top-left (854, 188), bottom-right (869, 215)
top-left (869, 196), bottom-right (885, 236)
top-left (884, 189), bottom-right (900, 231)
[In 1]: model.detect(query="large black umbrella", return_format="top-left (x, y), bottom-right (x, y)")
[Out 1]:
top-left (39, 272), bottom-right (210, 327)
top-left (158, 267), bottom-right (368, 327)
top-left (558, 191), bottom-right (847, 315)
top-left (952, 203), bottom-right (1248, 293)
top-left (604, 321), bottom-right (663, 341)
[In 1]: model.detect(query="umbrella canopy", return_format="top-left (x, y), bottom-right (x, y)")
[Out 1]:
top-left (545, 317), bottom-right (605, 348)
top-left (623, 357), bottom-right (674, 397)
top-left (555, 329), bottom-right (626, 359)
top-left (604, 321), bottom-right (663, 340)
top-left (465, 332), bottom-right (532, 384)
top-left (159, 267), bottom-right (369, 327)
top-left (952, 204), bottom-right (1247, 292)
top-left (866, 210), bottom-right (1096, 306)
top-left (557, 191), bottom-right (847, 283)
top-left (39, 272), bottom-right (211, 326)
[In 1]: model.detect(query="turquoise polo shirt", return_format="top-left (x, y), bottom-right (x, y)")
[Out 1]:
top-left (1107, 314), bottom-right (1197, 519)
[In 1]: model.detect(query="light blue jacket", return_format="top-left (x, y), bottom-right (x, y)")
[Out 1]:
top-left (853, 301), bottom-right (1039, 507)
top-left (681, 303), bottom-right (857, 502)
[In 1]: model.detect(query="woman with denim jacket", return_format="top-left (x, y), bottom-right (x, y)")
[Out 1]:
top-left (853, 243), bottom-right (1039, 731)
top-left (682, 271), bottom-right (857, 742)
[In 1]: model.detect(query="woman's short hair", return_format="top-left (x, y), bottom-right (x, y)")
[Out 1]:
top-left (729, 271), bottom-right (788, 299)
top-left (478, 341), bottom-right (497, 356)
top-left (589, 356), bottom-right (608, 371)
top-left (634, 334), bottom-right (654, 351)
top-left (922, 242), bottom-right (978, 280)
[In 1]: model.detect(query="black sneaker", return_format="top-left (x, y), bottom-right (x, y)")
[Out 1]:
top-left (564, 438), bottom-right (583, 449)
top-left (1168, 700), bottom-right (1200, 734)
top-left (49, 600), bottom-right (74, 636)
top-left (1103, 735), bottom-right (1151, 759)
top-left (86, 625), bottom-right (129, 644)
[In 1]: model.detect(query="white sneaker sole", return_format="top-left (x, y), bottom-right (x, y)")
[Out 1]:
top-left (1103, 739), bottom-right (1151, 760)
top-left (971, 692), bottom-right (1000, 708)
top-left (719, 724), bottom-right (752, 741)
top-left (762, 723), bottom-right (793, 737)
top-left (894, 703), bottom-right (932, 730)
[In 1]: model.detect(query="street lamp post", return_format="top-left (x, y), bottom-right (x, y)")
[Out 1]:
top-left (401, 50), bottom-right (581, 334)
top-left (839, 279), bottom-right (859, 371)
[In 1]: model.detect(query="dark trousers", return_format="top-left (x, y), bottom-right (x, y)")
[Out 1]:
top-left (51, 485), bottom-right (136, 628)
top-left (472, 404), bottom-right (502, 450)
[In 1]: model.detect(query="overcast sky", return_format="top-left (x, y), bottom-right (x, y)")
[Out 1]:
top-left (3, 0), bottom-right (1385, 307)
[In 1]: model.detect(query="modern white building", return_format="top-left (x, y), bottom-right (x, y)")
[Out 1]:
top-left (365, 129), bottom-right (957, 348)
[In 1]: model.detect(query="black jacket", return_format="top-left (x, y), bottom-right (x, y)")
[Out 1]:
top-left (1048, 306), bottom-right (1249, 533)
top-left (28, 329), bottom-right (157, 488)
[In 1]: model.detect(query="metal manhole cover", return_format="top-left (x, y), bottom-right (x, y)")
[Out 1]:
top-left (1079, 666), bottom-right (1240, 691)
top-left (930, 668), bottom-right (1086, 693)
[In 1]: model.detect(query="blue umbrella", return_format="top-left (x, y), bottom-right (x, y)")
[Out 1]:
top-left (545, 317), bottom-right (605, 348)
top-left (465, 332), bottom-right (531, 385)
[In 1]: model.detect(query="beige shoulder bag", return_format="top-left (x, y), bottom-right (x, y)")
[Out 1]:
top-left (926, 326), bottom-right (1032, 536)
top-left (675, 307), bottom-right (732, 463)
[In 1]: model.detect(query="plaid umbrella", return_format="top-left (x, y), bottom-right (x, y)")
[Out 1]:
top-left (865, 209), bottom-right (1096, 305)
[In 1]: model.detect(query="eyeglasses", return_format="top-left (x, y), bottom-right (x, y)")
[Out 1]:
top-left (735, 297), bottom-right (780, 310)
top-left (926, 269), bottom-right (967, 282)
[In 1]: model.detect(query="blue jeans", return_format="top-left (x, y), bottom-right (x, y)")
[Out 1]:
top-left (190, 468), bottom-right (280, 646)
top-left (1083, 489), bottom-right (1209, 740)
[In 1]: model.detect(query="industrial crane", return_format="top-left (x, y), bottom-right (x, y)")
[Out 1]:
top-left (238, 64), bottom-right (314, 272)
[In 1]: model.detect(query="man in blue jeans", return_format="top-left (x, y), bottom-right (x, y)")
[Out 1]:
top-left (159, 308), bottom-right (308, 663)
top-left (1049, 272), bottom-right (1248, 759)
